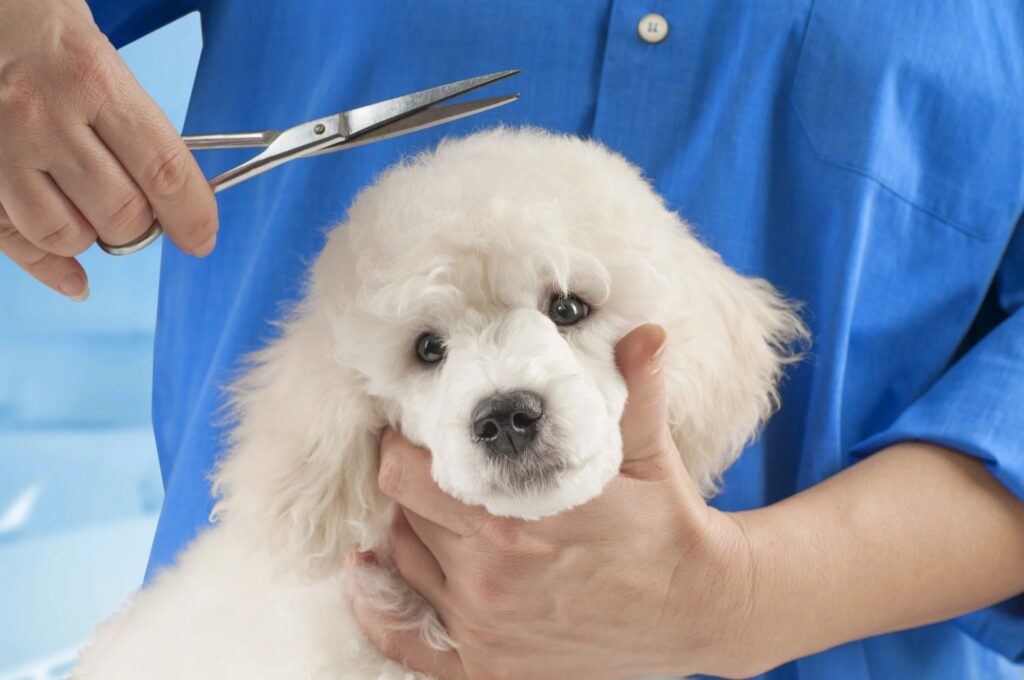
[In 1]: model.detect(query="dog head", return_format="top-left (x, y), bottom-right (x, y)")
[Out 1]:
top-left (213, 128), bottom-right (807, 576)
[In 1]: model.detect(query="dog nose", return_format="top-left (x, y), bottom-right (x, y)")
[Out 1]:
top-left (471, 390), bottom-right (544, 457)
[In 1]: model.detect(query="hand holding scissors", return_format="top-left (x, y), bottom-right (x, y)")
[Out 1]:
top-left (0, 6), bottom-right (517, 304)
top-left (98, 70), bottom-right (520, 256)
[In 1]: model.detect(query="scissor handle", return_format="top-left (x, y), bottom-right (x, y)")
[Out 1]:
top-left (96, 175), bottom-right (226, 256)
top-left (96, 181), bottom-right (227, 256)
top-left (97, 118), bottom-right (349, 256)
top-left (95, 132), bottom-right (283, 255)
top-left (96, 221), bottom-right (164, 255)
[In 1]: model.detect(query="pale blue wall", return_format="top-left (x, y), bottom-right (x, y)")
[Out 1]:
top-left (0, 14), bottom-right (202, 676)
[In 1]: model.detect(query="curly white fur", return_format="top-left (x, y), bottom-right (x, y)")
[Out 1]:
top-left (72, 128), bottom-right (807, 680)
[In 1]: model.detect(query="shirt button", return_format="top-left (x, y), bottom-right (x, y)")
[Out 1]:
top-left (637, 13), bottom-right (669, 44)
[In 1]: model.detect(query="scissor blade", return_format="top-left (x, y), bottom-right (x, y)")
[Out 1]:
top-left (201, 72), bottom-right (519, 193)
top-left (306, 94), bottom-right (520, 157)
top-left (342, 70), bottom-right (520, 140)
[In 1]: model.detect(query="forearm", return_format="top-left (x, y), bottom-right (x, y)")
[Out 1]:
top-left (731, 442), bottom-right (1024, 676)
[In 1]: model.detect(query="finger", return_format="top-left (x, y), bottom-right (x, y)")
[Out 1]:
top-left (90, 57), bottom-right (217, 256)
top-left (378, 428), bottom-right (490, 537)
top-left (0, 169), bottom-right (96, 257)
top-left (48, 124), bottom-right (154, 247)
top-left (614, 324), bottom-right (678, 480)
top-left (348, 571), bottom-right (466, 680)
top-left (390, 509), bottom-right (449, 605)
top-left (0, 214), bottom-right (89, 300)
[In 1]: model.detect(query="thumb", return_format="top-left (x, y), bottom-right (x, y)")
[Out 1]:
top-left (614, 323), bottom-right (678, 479)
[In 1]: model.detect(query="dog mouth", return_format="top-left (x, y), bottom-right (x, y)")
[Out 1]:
top-left (486, 442), bottom-right (570, 495)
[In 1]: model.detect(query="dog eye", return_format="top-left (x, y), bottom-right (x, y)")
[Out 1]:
top-left (548, 294), bottom-right (589, 326)
top-left (414, 332), bottom-right (446, 364)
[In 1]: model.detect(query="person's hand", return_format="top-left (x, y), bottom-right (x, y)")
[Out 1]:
top-left (348, 324), bottom-right (758, 680)
top-left (0, 0), bottom-right (218, 300)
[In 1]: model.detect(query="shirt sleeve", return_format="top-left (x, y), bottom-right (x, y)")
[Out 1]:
top-left (850, 215), bottom-right (1024, 662)
top-left (86, 0), bottom-right (197, 48)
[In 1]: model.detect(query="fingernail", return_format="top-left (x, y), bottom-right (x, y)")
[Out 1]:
top-left (193, 232), bottom-right (217, 257)
top-left (58, 273), bottom-right (89, 302)
top-left (352, 550), bottom-right (377, 566)
top-left (650, 328), bottom-right (668, 374)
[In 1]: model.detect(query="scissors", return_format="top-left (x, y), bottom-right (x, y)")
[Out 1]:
top-left (98, 70), bottom-right (520, 256)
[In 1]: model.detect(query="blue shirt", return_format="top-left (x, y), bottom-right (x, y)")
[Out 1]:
top-left (88, 2), bottom-right (1024, 678)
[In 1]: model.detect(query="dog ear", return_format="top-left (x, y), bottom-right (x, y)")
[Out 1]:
top-left (211, 301), bottom-right (388, 578)
top-left (660, 236), bottom-right (809, 497)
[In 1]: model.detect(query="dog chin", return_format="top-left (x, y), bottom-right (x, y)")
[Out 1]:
top-left (443, 443), bottom-right (624, 521)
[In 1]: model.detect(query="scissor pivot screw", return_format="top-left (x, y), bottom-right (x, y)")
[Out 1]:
top-left (314, 124), bottom-right (326, 134)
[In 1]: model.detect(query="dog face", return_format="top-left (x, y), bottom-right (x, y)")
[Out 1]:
top-left (369, 304), bottom-right (628, 519)
top-left (214, 128), bottom-right (806, 574)
top-left (323, 197), bottom-right (637, 519)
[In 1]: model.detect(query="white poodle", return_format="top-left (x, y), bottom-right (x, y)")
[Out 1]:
top-left (72, 128), bottom-right (806, 680)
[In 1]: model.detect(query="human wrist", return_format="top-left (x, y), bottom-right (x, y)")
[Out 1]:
top-left (693, 508), bottom-right (770, 679)
top-left (704, 508), bottom-right (790, 678)
top-left (646, 506), bottom-right (767, 679)
top-left (716, 504), bottom-right (836, 678)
